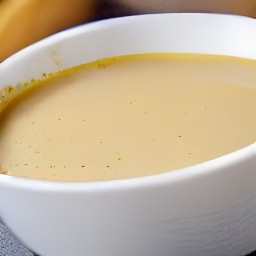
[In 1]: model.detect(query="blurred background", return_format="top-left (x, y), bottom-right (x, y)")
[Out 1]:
top-left (0, 0), bottom-right (256, 62)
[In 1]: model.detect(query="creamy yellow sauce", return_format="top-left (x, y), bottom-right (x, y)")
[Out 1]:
top-left (0, 53), bottom-right (256, 181)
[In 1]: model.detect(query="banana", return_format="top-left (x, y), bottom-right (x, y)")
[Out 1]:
top-left (0, 0), bottom-right (95, 62)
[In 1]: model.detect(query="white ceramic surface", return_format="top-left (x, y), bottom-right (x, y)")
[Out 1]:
top-left (0, 14), bottom-right (256, 256)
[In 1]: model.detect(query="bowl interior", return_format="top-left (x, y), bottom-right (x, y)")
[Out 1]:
top-left (0, 13), bottom-right (256, 188)
top-left (1, 13), bottom-right (256, 88)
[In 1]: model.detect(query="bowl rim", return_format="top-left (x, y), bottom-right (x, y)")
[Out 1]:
top-left (0, 13), bottom-right (256, 192)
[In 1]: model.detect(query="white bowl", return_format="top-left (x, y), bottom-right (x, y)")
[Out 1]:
top-left (1, 14), bottom-right (256, 256)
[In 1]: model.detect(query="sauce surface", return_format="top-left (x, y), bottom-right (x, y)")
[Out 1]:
top-left (0, 53), bottom-right (256, 181)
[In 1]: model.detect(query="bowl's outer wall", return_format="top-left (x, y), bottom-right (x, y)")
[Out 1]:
top-left (0, 14), bottom-right (256, 256)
